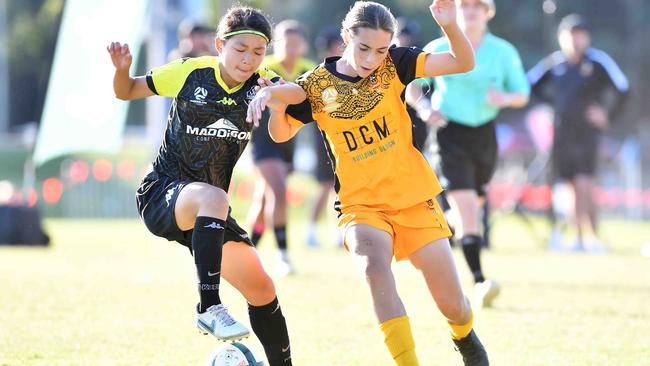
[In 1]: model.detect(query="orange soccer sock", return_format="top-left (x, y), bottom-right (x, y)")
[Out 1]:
top-left (380, 316), bottom-right (420, 366)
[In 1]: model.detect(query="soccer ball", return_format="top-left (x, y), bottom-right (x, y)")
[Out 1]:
top-left (206, 342), bottom-right (265, 366)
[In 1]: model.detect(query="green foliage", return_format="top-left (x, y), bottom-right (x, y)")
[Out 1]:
top-left (7, 0), bottom-right (65, 126)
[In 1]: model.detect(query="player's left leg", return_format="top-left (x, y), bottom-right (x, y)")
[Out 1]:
top-left (446, 190), bottom-right (499, 308)
top-left (408, 239), bottom-right (489, 366)
top-left (258, 158), bottom-right (292, 275)
top-left (246, 172), bottom-right (267, 246)
top-left (573, 174), bottom-right (605, 253)
top-left (221, 242), bottom-right (292, 366)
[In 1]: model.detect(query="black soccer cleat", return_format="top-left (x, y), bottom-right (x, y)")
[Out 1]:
top-left (453, 330), bottom-right (489, 366)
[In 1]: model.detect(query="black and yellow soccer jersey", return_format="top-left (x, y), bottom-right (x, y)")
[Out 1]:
top-left (286, 46), bottom-right (443, 212)
top-left (146, 56), bottom-right (278, 190)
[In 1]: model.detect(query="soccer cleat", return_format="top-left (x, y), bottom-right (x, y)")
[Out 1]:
top-left (197, 304), bottom-right (250, 341)
top-left (453, 330), bottom-right (489, 366)
top-left (547, 229), bottom-right (565, 252)
top-left (276, 251), bottom-right (294, 277)
top-left (306, 228), bottom-right (319, 249)
top-left (583, 238), bottom-right (608, 255)
top-left (474, 279), bottom-right (500, 309)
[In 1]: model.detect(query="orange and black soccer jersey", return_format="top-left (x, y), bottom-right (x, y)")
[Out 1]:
top-left (145, 56), bottom-right (277, 191)
top-left (286, 46), bottom-right (443, 212)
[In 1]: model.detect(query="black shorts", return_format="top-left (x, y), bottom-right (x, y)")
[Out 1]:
top-left (135, 172), bottom-right (253, 249)
top-left (251, 112), bottom-right (295, 165)
top-left (310, 124), bottom-right (335, 183)
top-left (408, 106), bottom-right (428, 153)
top-left (436, 120), bottom-right (497, 196)
top-left (552, 143), bottom-right (597, 181)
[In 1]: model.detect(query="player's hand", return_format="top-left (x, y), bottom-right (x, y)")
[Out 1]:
top-left (246, 88), bottom-right (272, 127)
top-left (257, 77), bottom-right (286, 90)
top-left (486, 89), bottom-right (511, 108)
top-left (107, 42), bottom-right (132, 71)
top-left (253, 78), bottom-right (288, 115)
top-left (585, 104), bottom-right (609, 129)
top-left (430, 0), bottom-right (458, 28)
top-left (420, 108), bottom-right (448, 127)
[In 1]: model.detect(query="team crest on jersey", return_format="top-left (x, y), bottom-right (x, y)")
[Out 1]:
top-left (186, 118), bottom-right (252, 140)
top-left (246, 86), bottom-right (257, 101)
top-left (192, 87), bottom-right (208, 105)
top-left (322, 87), bottom-right (340, 112)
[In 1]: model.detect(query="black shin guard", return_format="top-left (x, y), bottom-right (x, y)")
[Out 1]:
top-left (193, 216), bottom-right (226, 312)
top-left (248, 297), bottom-right (292, 366)
top-left (461, 234), bottom-right (485, 284)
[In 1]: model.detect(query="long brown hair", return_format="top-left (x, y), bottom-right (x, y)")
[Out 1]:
top-left (341, 1), bottom-right (397, 38)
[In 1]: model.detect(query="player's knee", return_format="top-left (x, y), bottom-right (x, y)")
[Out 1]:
top-left (269, 186), bottom-right (287, 207)
top-left (438, 295), bottom-right (469, 323)
top-left (199, 186), bottom-right (230, 214)
top-left (360, 256), bottom-right (391, 286)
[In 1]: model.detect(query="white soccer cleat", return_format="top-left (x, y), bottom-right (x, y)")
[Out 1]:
top-left (307, 229), bottom-right (320, 249)
top-left (474, 279), bottom-right (500, 309)
top-left (583, 238), bottom-right (608, 255)
top-left (275, 251), bottom-right (294, 277)
top-left (547, 229), bottom-right (565, 252)
top-left (197, 304), bottom-right (250, 341)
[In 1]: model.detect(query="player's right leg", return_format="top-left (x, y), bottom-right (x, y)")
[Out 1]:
top-left (345, 224), bottom-right (419, 366)
top-left (175, 182), bottom-right (249, 340)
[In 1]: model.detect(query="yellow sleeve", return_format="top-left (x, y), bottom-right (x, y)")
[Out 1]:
top-left (257, 67), bottom-right (280, 82)
top-left (146, 57), bottom-right (213, 97)
top-left (415, 52), bottom-right (428, 79)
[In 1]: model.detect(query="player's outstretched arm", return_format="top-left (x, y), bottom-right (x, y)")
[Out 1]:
top-left (422, 0), bottom-right (475, 77)
top-left (107, 42), bottom-right (153, 100)
top-left (246, 83), bottom-right (306, 124)
top-left (246, 82), bottom-right (306, 142)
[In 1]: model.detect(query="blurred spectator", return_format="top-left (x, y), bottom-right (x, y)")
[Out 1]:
top-left (168, 20), bottom-right (215, 60)
top-left (528, 14), bottom-right (630, 253)
top-left (305, 25), bottom-right (344, 249)
top-left (415, 0), bottom-right (530, 308)
top-left (314, 25), bottom-right (344, 60)
top-left (247, 20), bottom-right (316, 275)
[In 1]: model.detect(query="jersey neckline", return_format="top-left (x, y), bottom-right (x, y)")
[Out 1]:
top-left (213, 59), bottom-right (247, 94)
top-left (323, 56), bottom-right (364, 83)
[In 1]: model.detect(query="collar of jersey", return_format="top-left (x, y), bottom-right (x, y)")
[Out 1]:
top-left (214, 61), bottom-right (246, 94)
top-left (323, 56), bottom-right (363, 83)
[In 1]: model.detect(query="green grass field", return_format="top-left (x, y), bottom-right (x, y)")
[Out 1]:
top-left (1, 213), bottom-right (649, 365)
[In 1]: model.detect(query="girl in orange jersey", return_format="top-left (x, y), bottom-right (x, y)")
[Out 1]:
top-left (247, 2), bottom-right (488, 365)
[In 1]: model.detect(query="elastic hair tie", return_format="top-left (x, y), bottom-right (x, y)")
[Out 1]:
top-left (222, 29), bottom-right (270, 43)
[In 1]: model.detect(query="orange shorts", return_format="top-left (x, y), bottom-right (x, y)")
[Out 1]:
top-left (338, 199), bottom-right (452, 261)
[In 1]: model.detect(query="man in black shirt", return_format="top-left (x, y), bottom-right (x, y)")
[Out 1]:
top-left (528, 14), bottom-right (629, 252)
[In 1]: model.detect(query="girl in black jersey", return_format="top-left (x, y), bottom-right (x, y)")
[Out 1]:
top-left (107, 6), bottom-right (292, 366)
